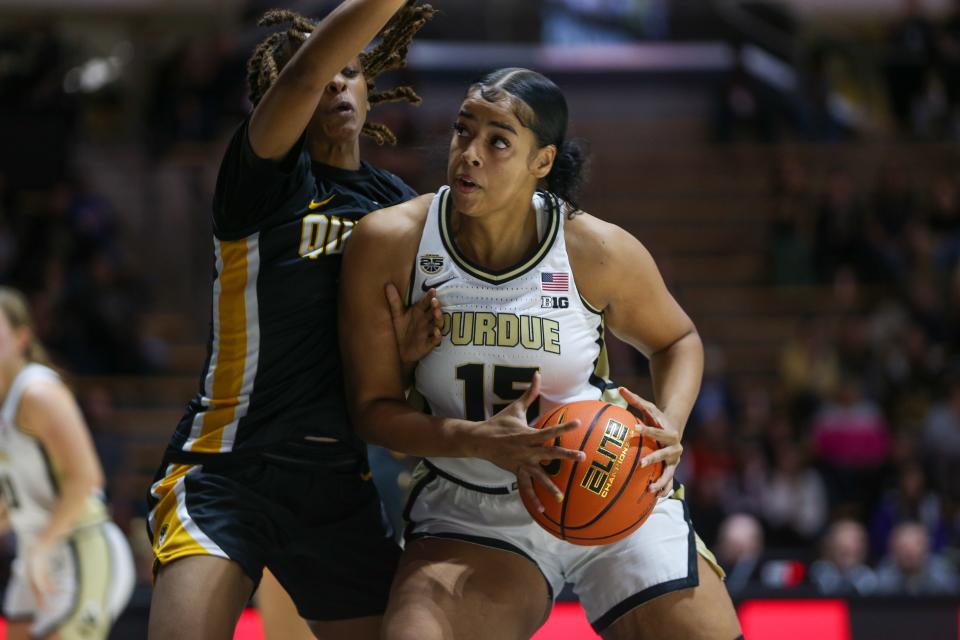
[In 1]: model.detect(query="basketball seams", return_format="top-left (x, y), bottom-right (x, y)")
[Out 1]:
top-left (560, 495), bottom-right (660, 543)
top-left (563, 419), bottom-right (646, 531)
top-left (559, 403), bottom-right (612, 540)
top-left (522, 404), bottom-right (572, 533)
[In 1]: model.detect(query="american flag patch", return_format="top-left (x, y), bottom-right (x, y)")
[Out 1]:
top-left (541, 272), bottom-right (569, 292)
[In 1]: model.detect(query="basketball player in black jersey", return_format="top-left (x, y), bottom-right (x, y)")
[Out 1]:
top-left (145, 2), bottom-right (436, 639)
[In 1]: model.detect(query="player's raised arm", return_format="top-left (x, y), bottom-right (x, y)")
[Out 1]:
top-left (248, 0), bottom-right (408, 161)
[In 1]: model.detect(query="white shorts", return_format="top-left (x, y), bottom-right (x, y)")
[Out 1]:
top-left (4, 521), bottom-right (136, 640)
top-left (404, 462), bottom-right (721, 633)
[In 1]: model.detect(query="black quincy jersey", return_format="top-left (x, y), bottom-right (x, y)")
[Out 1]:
top-left (165, 120), bottom-right (416, 461)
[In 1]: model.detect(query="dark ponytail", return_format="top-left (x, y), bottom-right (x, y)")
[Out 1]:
top-left (547, 138), bottom-right (589, 214)
top-left (469, 68), bottom-right (590, 211)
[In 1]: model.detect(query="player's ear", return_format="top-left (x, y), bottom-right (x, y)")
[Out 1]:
top-left (530, 144), bottom-right (556, 180)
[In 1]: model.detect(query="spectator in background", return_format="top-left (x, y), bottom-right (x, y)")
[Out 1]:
top-left (689, 344), bottom-right (738, 435)
top-left (146, 35), bottom-right (244, 156)
top-left (687, 412), bottom-right (737, 488)
top-left (761, 442), bottom-right (828, 547)
top-left (870, 463), bottom-right (946, 556)
top-left (835, 315), bottom-right (876, 385)
top-left (809, 519), bottom-right (877, 595)
top-left (940, 0), bottom-right (960, 136)
top-left (814, 170), bottom-right (870, 283)
top-left (687, 468), bottom-right (733, 549)
top-left (51, 249), bottom-right (152, 374)
top-left (768, 156), bottom-right (816, 286)
top-left (924, 375), bottom-right (960, 500)
top-left (884, 0), bottom-right (939, 134)
top-left (882, 320), bottom-right (945, 429)
top-left (871, 160), bottom-right (916, 251)
top-left (812, 376), bottom-right (891, 516)
top-left (864, 161), bottom-right (916, 281)
top-left (875, 522), bottom-right (959, 594)
top-left (947, 264), bottom-right (960, 352)
top-left (713, 47), bottom-right (779, 143)
top-left (780, 317), bottom-right (840, 421)
top-left (926, 174), bottom-right (960, 267)
top-left (716, 513), bottom-right (765, 595)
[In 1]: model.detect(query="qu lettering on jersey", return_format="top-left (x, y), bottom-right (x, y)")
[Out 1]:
top-left (441, 311), bottom-right (561, 354)
top-left (299, 214), bottom-right (356, 258)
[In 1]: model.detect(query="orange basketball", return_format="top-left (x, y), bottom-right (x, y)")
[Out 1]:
top-left (521, 400), bottom-right (663, 546)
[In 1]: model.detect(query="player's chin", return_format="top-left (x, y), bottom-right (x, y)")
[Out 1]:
top-left (450, 189), bottom-right (484, 216)
top-left (323, 121), bottom-right (363, 144)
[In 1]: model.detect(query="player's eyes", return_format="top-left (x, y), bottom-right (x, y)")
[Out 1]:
top-left (453, 122), bottom-right (470, 137)
top-left (342, 66), bottom-right (360, 78)
top-left (491, 136), bottom-right (510, 150)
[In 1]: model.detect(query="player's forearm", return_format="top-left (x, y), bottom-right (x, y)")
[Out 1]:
top-left (283, 0), bottom-right (406, 90)
top-left (648, 329), bottom-right (703, 439)
top-left (34, 477), bottom-right (100, 550)
top-left (355, 398), bottom-right (478, 458)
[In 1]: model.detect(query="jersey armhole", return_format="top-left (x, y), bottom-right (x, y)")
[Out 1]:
top-left (578, 291), bottom-right (603, 316)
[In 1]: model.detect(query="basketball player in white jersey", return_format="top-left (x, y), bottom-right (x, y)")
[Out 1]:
top-left (0, 288), bottom-right (134, 640)
top-left (340, 68), bottom-right (743, 639)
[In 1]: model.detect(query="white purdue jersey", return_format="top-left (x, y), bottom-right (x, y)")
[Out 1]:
top-left (0, 364), bottom-right (106, 540)
top-left (411, 187), bottom-right (617, 488)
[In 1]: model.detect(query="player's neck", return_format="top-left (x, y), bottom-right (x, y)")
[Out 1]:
top-left (453, 201), bottom-right (539, 271)
top-left (0, 357), bottom-right (27, 400)
top-left (306, 137), bottom-right (362, 171)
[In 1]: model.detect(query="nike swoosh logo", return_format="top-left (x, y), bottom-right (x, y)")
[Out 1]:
top-left (422, 276), bottom-right (455, 292)
top-left (309, 194), bottom-right (335, 210)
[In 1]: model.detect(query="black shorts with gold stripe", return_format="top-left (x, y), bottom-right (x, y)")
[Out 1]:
top-left (146, 442), bottom-right (401, 621)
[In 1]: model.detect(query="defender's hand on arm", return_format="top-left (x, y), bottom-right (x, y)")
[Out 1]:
top-left (385, 283), bottom-right (442, 380)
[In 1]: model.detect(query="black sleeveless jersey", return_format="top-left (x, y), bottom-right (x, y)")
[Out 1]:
top-left (165, 119), bottom-right (416, 462)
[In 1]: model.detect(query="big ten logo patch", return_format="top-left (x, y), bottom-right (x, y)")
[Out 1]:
top-left (541, 296), bottom-right (569, 309)
top-left (580, 418), bottom-right (631, 498)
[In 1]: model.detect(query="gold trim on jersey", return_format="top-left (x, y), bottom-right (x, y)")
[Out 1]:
top-left (184, 235), bottom-right (261, 454)
top-left (438, 187), bottom-right (560, 284)
top-left (668, 484), bottom-right (726, 580)
top-left (148, 464), bottom-right (227, 570)
top-left (590, 318), bottom-right (622, 406)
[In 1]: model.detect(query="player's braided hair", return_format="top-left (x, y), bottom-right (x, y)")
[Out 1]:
top-left (246, 3), bottom-right (435, 145)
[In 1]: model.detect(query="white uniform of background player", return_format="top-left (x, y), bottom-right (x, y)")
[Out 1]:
top-left (0, 364), bottom-right (134, 640)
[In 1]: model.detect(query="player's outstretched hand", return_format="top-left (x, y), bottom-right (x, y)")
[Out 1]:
top-left (619, 386), bottom-right (683, 499)
top-left (469, 372), bottom-right (585, 513)
top-left (386, 282), bottom-right (442, 365)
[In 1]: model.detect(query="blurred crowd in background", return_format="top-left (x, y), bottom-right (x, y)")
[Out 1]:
top-left (0, 0), bottom-right (959, 606)
top-left (687, 149), bottom-right (960, 596)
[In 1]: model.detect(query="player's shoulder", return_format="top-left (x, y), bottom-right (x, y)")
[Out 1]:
top-left (367, 163), bottom-right (414, 192)
top-left (353, 193), bottom-right (434, 242)
top-left (350, 193), bottom-right (433, 255)
top-left (564, 209), bottom-right (641, 259)
top-left (18, 373), bottom-right (71, 426)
